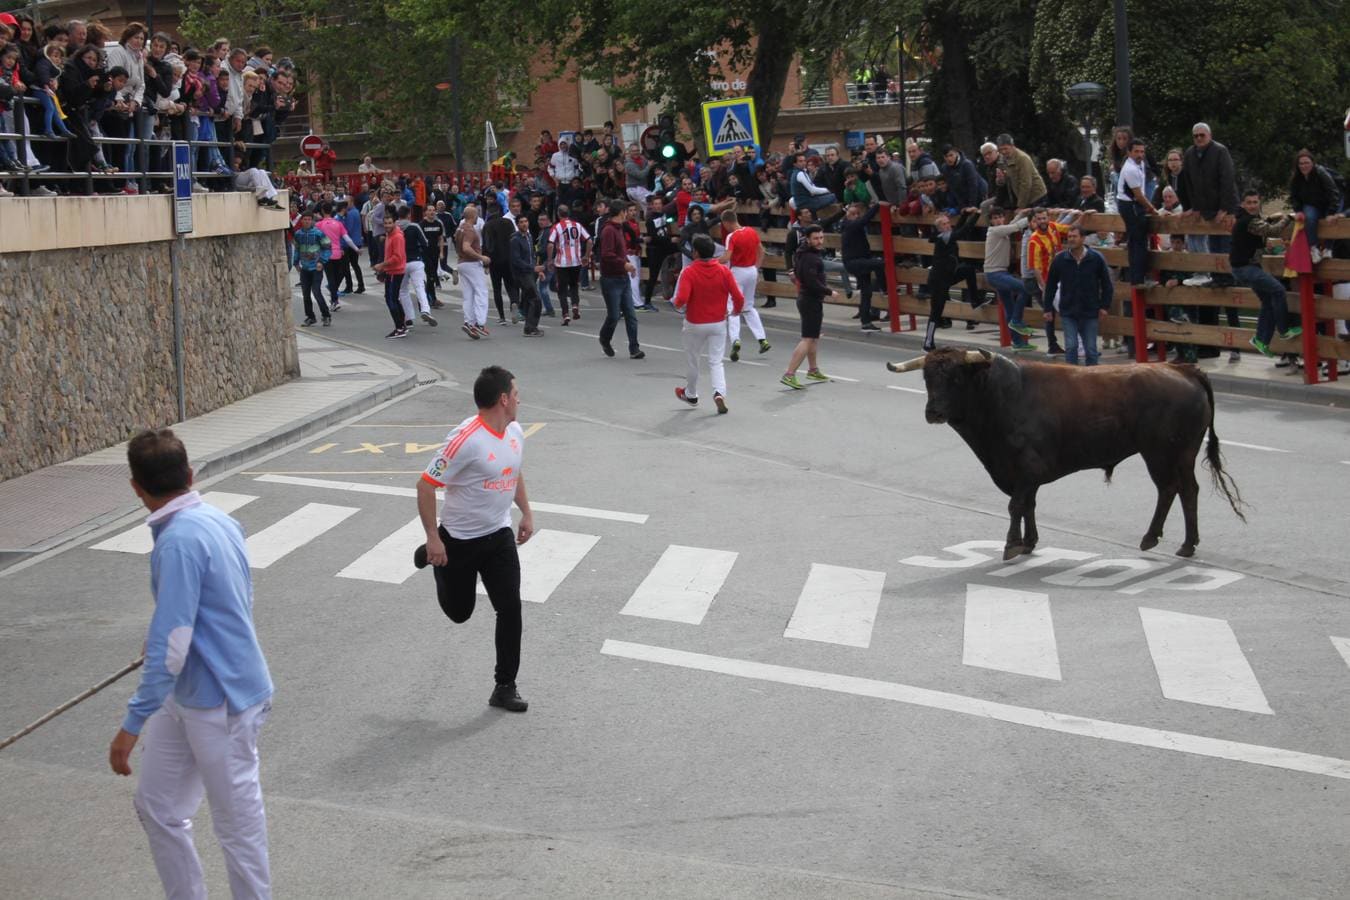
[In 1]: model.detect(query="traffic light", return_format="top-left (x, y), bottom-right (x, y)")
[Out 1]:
top-left (657, 114), bottom-right (680, 163)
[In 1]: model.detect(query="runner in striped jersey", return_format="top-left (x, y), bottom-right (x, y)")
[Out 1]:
top-left (548, 206), bottom-right (590, 325)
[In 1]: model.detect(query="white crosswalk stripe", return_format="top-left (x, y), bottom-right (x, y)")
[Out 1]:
top-left (1138, 608), bottom-right (1273, 714)
top-left (1329, 636), bottom-right (1350, 671)
top-left (784, 564), bottom-right (886, 648)
top-left (962, 585), bottom-right (1062, 680)
top-left (620, 545), bottom-right (738, 625)
top-left (336, 516), bottom-right (425, 584)
top-left (247, 503), bottom-right (360, 569)
top-left (91, 492), bottom-right (259, 554)
top-left (479, 529), bottom-right (600, 603)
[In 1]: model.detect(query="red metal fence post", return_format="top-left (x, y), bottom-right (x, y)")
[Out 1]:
top-left (996, 300), bottom-right (1011, 347)
top-left (1132, 286), bottom-right (1149, 363)
top-left (880, 203), bottom-right (901, 332)
top-left (1299, 274), bottom-right (1320, 384)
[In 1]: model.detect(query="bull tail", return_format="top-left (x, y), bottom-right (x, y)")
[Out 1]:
top-left (1192, 369), bottom-right (1247, 523)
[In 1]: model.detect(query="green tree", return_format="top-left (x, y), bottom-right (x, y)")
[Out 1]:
top-left (180, 0), bottom-right (530, 163)
top-left (1029, 0), bottom-right (1350, 189)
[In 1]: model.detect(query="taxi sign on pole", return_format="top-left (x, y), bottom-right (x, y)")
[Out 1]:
top-left (172, 141), bottom-right (193, 235)
top-left (701, 97), bottom-right (759, 156)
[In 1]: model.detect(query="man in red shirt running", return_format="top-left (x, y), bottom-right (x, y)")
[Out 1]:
top-left (717, 209), bottom-right (771, 361)
top-left (673, 234), bottom-right (744, 414)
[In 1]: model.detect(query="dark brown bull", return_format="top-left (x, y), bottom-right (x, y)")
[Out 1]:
top-left (887, 348), bottom-right (1245, 560)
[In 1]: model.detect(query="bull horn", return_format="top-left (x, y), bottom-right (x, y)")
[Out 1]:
top-left (964, 349), bottom-right (992, 364)
top-left (887, 357), bottom-right (926, 373)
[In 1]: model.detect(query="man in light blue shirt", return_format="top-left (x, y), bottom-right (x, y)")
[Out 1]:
top-left (109, 428), bottom-right (274, 899)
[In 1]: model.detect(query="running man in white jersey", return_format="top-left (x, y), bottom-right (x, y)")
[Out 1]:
top-left (455, 205), bottom-right (491, 338)
top-left (717, 209), bottom-right (771, 362)
top-left (414, 366), bottom-right (534, 712)
top-left (548, 205), bottom-right (590, 326)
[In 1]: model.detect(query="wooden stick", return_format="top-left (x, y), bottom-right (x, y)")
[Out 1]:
top-left (0, 656), bottom-right (144, 752)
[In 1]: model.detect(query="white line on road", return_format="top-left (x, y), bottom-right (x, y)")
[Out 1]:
top-left (1328, 636), bottom-right (1350, 671)
top-left (784, 563), bottom-right (886, 648)
top-left (481, 529), bottom-right (600, 603)
top-left (336, 516), bottom-right (425, 584)
top-left (620, 545), bottom-right (738, 624)
top-left (562, 329), bottom-right (684, 355)
top-left (1138, 608), bottom-right (1273, 715)
top-left (886, 385), bottom-right (926, 395)
top-left (1223, 440), bottom-right (1290, 453)
top-left (91, 492), bottom-right (258, 554)
top-left (247, 503), bottom-right (359, 569)
top-left (599, 640), bottom-right (1350, 781)
top-left (962, 585), bottom-right (1062, 680)
top-left (252, 474), bottom-right (648, 523)
top-left (826, 374), bottom-right (861, 382)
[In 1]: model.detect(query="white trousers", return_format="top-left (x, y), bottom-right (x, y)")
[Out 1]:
top-left (727, 266), bottom-right (765, 343)
top-left (682, 319), bottom-right (728, 399)
top-left (627, 255), bottom-right (642, 307)
top-left (398, 260), bottom-right (429, 320)
top-left (134, 696), bottom-right (272, 900)
top-left (459, 261), bottom-right (489, 325)
top-left (232, 168), bottom-right (278, 201)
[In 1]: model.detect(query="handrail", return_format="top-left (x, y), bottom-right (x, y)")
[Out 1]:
top-left (0, 95), bottom-right (275, 197)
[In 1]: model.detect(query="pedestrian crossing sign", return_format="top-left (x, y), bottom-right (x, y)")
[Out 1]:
top-left (702, 98), bottom-right (760, 156)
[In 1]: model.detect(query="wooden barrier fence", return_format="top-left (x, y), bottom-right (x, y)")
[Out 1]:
top-left (711, 203), bottom-right (1350, 386)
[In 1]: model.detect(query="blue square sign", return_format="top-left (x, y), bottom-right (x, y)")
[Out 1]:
top-left (701, 98), bottom-right (760, 156)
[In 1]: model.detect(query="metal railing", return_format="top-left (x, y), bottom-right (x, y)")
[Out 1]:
top-left (0, 95), bottom-right (276, 197)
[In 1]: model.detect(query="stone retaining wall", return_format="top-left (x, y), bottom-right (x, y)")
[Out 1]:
top-left (0, 222), bottom-right (297, 480)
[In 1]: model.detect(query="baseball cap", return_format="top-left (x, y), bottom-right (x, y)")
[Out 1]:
top-left (0, 12), bottom-right (18, 25)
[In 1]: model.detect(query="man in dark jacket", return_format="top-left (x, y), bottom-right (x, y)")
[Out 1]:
top-left (1043, 224), bottom-right (1114, 366)
top-left (510, 215), bottom-right (543, 335)
top-left (782, 225), bottom-right (838, 389)
top-left (481, 199), bottom-right (518, 324)
top-left (923, 209), bottom-right (981, 350)
top-left (832, 201), bottom-right (887, 331)
top-left (941, 145), bottom-right (984, 210)
top-left (1044, 159), bottom-right (1078, 208)
top-left (1176, 122), bottom-right (1239, 300)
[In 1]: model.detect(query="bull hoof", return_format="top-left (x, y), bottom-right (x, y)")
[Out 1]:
top-left (1020, 544), bottom-right (1035, 556)
top-left (1140, 535), bottom-right (1159, 551)
top-left (1002, 544), bottom-right (1024, 561)
top-left (1176, 544), bottom-right (1195, 558)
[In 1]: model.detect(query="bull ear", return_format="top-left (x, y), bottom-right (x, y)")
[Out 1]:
top-left (963, 349), bottom-right (993, 368)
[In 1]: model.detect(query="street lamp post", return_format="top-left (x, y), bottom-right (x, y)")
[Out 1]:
top-left (1066, 81), bottom-right (1105, 180)
top-left (1113, 0), bottom-right (1133, 127)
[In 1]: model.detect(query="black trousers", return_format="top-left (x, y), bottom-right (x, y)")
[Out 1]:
top-left (489, 261), bottom-right (513, 319)
top-left (513, 268), bottom-right (541, 330)
top-left (343, 245), bottom-right (365, 292)
top-left (432, 525), bottom-right (522, 686)
top-left (844, 257), bottom-right (886, 324)
top-left (644, 250), bottom-right (672, 304)
top-left (556, 266), bottom-right (581, 314)
top-left (927, 262), bottom-right (979, 321)
top-left (298, 268), bottom-right (330, 320)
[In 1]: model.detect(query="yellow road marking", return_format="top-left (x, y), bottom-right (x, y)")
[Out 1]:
top-left (308, 442), bottom-right (337, 455)
top-left (343, 442), bottom-right (399, 455)
top-left (405, 442), bottom-right (442, 454)
top-left (522, 423), bottom-right (547, 438)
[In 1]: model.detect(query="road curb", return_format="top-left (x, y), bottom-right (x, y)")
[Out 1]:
top-left (755, 305), bottom-right (1350, 410)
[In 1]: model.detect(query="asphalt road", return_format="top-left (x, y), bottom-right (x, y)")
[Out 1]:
top-left (2, 280), bottom-right (1348, 899)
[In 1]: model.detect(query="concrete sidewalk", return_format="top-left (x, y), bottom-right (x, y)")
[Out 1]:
top-left (0, 332), bottom-right (417, 564)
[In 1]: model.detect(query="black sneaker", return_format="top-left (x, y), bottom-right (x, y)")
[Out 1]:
top-left (413, 544), bottom-right (428, 569)
top-left (421, 311), bottom-right (438, 326)
top-left (301, 317), bottom-right (317, 327)
top-left (630, 350), bottom-right (646, 360)
top-left (1047, 344), bottom-right (1065, 356)
top-left (322, 317), bottom-right (331, 327)
top-left (860, 322), bottom-right (881, 332)
top-left (714, 393), bottom-right (728, 414)
top-left (965, 321), bottom-right (977, 330)
top-left (600, 338), bottom-right (615, 357)
top-left (385, 328), bottom-right (402, 338)
top-left (489, 683), bottom-right (528, 712)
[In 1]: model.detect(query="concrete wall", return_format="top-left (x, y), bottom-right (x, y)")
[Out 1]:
top-left (0, 192), bottom-right (297, 481)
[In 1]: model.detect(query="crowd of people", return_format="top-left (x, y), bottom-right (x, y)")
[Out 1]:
top-left (0, 12), bottom-right (291, 198)
top-left (287, 116), bottom-right (1346, 377)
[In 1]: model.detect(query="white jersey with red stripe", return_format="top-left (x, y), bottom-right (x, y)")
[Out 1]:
top-left (422, 414), bottom-right (526, 539)
top-left (548, 218), bottom-right (590, 268)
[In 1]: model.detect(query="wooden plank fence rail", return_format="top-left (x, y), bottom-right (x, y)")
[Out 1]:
top-left (712, 203), bottom-right (1350, 383)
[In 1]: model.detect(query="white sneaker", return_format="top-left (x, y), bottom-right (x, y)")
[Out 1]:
top-left (1182, 274), bottom-right (1212, 287)
top-left (1309, 247), bottom-right (1322, 264)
